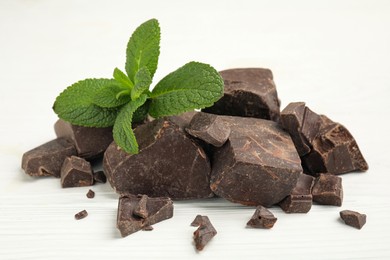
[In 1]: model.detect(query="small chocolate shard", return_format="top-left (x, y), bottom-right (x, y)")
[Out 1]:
top-left (104, 116), bottom-right (213, 200)
top-left (61, 156), bottom-right (93, 188)
top-left (54, 119), bottom-right (113, 159)
top-left (246, 206), bottom-right (277, 228)
top-left (93, 170), bottom-right (107, 183)
top-left (86, 189), bottom-right (95, 199)
top-left (186, 112), bottom-right (230, 147)
top-left (202, 68), bottom-right (280, 121)
top-left (142, 225), bottom-right (154, 231)
top-left (75, 210), bottom-right (88, 220)
top-left (191, 215), bottom-right (217, 251)
top-left (312, 174), bottom-right (343, 206)
top-left (21, 138), bottom-right (77, 177)
top-left (134, 195), bottom-right (149, 219)
top-left (116, 194), bottom-right (173, 237)
top-left (210, 116), bottom-right (302, 206)
top-left (279, 174), bottom-right (315, 213)
top-left (340, 210), bottom-right (366, 229)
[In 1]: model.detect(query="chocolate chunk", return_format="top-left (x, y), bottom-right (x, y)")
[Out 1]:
top-left (302, 121), bottom-right (369, 175)
top-left (54, 119), bottom-right (113, 159)
top-left (21, 138), bottom-right (77, 177)
top-left (116, 194), bottom-right (173, 237)
top-left (312, 174), bottom-right (343, 206)
top-left (93, 170), bottom-right (107, 183)
top-left (279, 174), bottom-right (315, 213)
top-left (86, 189), bottom-right (95, 198)
top-left (280, 102), bottom-right (368, 175)
top-left (191, 215), bottom-right (217, 251)
top-left (340, 210), bottom-right (366, 229)
top-left (246, 206), bottom-right (277, 228)
top-left (75, 210), bottom-right (88, 220)
top-left (186, 112), bottom-right (230, 147)
top-left (104, 116), bottom-right (213, 199)
top-left (202, 68), bottom-right (280, 121)
top-left (280, 102), bottom-right (322, 156)
top-left (61, 156), bottom-right (93, 188)
top-left (210, 115), bottom-right (302, 206)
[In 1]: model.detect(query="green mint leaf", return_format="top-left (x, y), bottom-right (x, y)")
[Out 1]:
top-left (125, 19), bottom-right (160, 82)
top-left (148, 62), bottom-right (224, 118)
top-left (92, 83), bottom-right (130, 108)
top-left (133, 100), bottom-right (150, 123)
top-left (131, 67), bottom-right (152, 100)
top-left (113, 94), bottom-right (148, 154)
top-left (53, 79), bottom-right (119, 127)
top-left (113, 67), bottom-right (133, 88)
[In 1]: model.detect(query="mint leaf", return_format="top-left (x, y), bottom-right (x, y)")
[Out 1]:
top-left (125, 19), bottom-right (160, 82)
top-left (113, 94), bottom-right (148, 154)
top-left (148, 62), bottom-right (224, 118)
top-left (133, 100), bottom-right (150, 123)
top-left (131, 67), bottom-right (152, 100)
top-left (53, 79), bottom-right (119, 127)
top-left (93, 83), bottom-right (131, 108)
top-left (113, 67), bottom-right (133, 88)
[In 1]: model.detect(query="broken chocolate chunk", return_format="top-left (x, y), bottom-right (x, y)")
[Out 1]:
top-left (186, 112), bottom-right (230, 147)
top-left (93, 170), bottom-right (107, 183)
top-left (302, 120), bottom-right (369, 175)
top-left (134, 194), bottom-right (148, 219)
top-left (116, 194), bottom-right (173, 237)
top-left (340, 210), bottom-right (366, 229)
top-left (279, 174), bottom-right (315, 213)
top-left (246, 206), bottom-right (277, 228)
top-left (280, 102), bottom-right (368, 175)
top-left (191, 215), bottom-right (217, 251)
top-left (54, 119), bottom-right (113, 159)
top-left (75, 210), bottom-right (88, 220)
top-left (61, 156), bottom-right (93, 188)
top-left (21, 138), bottom-right (77, 177)
top-left (312, 174), bottom-right (343, 206)
top-left (202, 68), bottom-right (280, 121)
top-left (104, 116), bottom-right (213, 199)
top-left (86, 189), bottom-right (95, 199)
top-left (280, 102), bottom-right (322, 156)
top-left (210, 115), bottom-right (302, 206)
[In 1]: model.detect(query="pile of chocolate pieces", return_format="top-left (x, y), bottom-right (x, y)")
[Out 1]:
top-left (22, 68), bottom-right (369, 250)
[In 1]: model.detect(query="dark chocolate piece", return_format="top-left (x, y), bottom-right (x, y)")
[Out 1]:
top-left (280, 102), bottom-right (322, 156)
top-left (280, 102), bottom-right (368, 175)
top-left (142, 225), bottom-right (154, 231)
top-left (279, 174), bottom-right (315, 213)
top-left (312, 174), bottom-right (343, 206)
top-left (246, 206), bottom-right (277, 228)
top-left (186, 112), bottom-right (230, 147)
top-left (340, 210), bottom-right (366, 229)
top-left (202, 68), bottom-right (280, 121)
top-left (210, 116), bottom-right (302, 206)
top-left (61, 156), bottom-right (93, 188)
top-left (21, 138), bottom-right (77, 177)
top-left (116, 194), bottom-right (173, 237)
top-left (93, 170), bottom-right (107, 183)
top-left (134, 194), bottom-right (148, 218)
top-left (54, 119), bottom-right (113, 159)
top-left (75, 210), bottom-right (88, 220)
top-left (86, 189), bottom-right (95, 199)
top-left (191, 215), bottom-right (217, 251)
top-left (104, 116), bottom-right (213, 200)
top-left (302, 120), bottom-right (369, 175)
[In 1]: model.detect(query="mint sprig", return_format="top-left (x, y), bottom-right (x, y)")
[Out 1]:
top-left (53, 19), bottom-right (223, 154)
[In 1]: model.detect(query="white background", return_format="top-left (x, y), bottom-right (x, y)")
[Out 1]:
top-left (1, 0), bottom-right (390, 259)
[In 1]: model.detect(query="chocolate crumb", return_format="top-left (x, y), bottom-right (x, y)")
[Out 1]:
top-left (86, 189), bottom-right (95, 199)
top-left (75, 210), bottom-right (88, 220)
top-left (340, 210), bottom-right (366, 229)
top-left (142, 225), bottom-right (154, 231)
top-left (191, 215), bottom-right (217, 251)
top-left (246, 206), bottom-right (277, 228)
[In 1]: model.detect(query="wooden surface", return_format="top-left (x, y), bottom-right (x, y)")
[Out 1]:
top-left (1, 0), bottom-right (390, 259)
